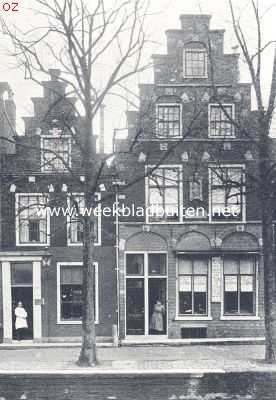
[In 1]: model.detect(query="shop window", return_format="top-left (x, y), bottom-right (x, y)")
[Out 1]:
top-left (58, 263), bottom-right (98, 323)
top-left (223, 256), bottom-right (256, 315)
top-left (178, 257), bottom-right (208, 316)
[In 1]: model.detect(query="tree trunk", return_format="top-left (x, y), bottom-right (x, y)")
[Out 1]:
top-left (77, 216), bottom-right (98, 366)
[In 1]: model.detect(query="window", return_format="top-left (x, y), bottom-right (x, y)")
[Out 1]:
top-left (67, 194), bottom-right (101, 246)
top-left (16, 194), bottom-right (49, 245)
top-left (209, 104), bottom-right (235, 137)
top-left (210, 166), bottom-right (244, 221)
top-left (223, 256), bottom-right (256, 315)
top-left (178, 257), bottom-right (209, 316)
top-left (57, 262), bottom-right (98, 324)
top-left (156, 105), bottom-right (181, 138)
top-left (184, 49), bottom-right (207, 78)
top-left (146, 166), bottom-right (182, 222)
top-left (41, 136), bottom-right (71, 172)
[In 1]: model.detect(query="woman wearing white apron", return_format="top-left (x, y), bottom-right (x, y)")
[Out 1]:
top-left (14, 301), bottom-right (28, 341)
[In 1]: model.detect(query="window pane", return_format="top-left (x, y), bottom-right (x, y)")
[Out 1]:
top-left (178, 258), bottom-right (192, 274)
top-left (179, 276), bottom-right (192, 291)
top-left (240, 258), bottom-right (254, 275)
top-left (148, 254), bottom-right (167, 275)
top-left (126, 254), bottom-right (144, 275)
top-left (224, 259), bottom-right (239, 274)
top-left (194, 276), bottom-right (207, 292)
top-left (11, 263), bottom-right (33, 285)
top-left (240, 275), bottom-right (254, 292)
top-left (194, 293), bottom-right (207, 314)
top-left (240, 292), bottom-right (254, 314)
top-left (225, 276), bottom-right (238, 291)
top-left (224, 292), bottom-right (238, 314)
top-left (60, 266), bottom-right (82, 284)
top-left (179, 292), bottom-right (192, 314)
top-left (193, 259), bottom-right (208, 275)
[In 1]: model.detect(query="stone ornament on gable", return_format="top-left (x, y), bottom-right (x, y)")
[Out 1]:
top-left (189, 173), bottom-right (203, 201)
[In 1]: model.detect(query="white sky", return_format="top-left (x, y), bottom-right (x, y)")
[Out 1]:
top-left (0, 0), bottom-right (275, 146)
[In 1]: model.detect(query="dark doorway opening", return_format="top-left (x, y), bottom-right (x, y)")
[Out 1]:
top-left (12, 287), bottom-right (33, 340)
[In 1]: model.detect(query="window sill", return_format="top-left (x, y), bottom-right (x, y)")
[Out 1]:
top-left (174, 316), bottom-right (213, 321)
top-left (16, 242), bottom-right (50, 247)
top-left (220, 315), bottom-right (260, 321)
top-left (67, 242), bottom-right (101, 247)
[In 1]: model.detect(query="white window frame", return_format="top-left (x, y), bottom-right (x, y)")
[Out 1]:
top-left (57, 261), bottom-right (99, 325)
top-left (175, 255), bottom-right (212, 321)
top-left (67, 192), bottom-right (101, 246)
top-left (41, 135), bottom-right (72, 173)
top-left (208, 164), bottom-right (246, 224)
top-left (15, 193), bottom-right (50, 247)
top-left (208, 104), bottom-right (235, 138)
top-left (145, 165), bottom-right (183, 224)
top-left (183, 48), bottom-right (208, 79)
top-left (156, 103), bottom-right (182, 139)
top-left (220, 255), bottom-right (260, 321)
top-left (124, 251), bottom-right (168, 337)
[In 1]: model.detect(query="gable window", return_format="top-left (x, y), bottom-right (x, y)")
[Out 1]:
top-left (156, 104), bottom-right (181, 138)
top-left (41, 136), bottom-right (71, 172)
top-left (16, 194), bottom-right (49, 246)
top-left (146, 166), bottom-right (182, 222)
top-left (178, 256), bottom-right (209, 316)
top-left (209, 104), bottom-right (235, 137)
top-left (57, 262), bottom-right (98, 324)
top-left (223, 256), bottom-right (256, 315)
top-left (67, 193), bottom-right (101, 246)
top-left (184, 49), bottom-right (207, 78)
top-left (209, 166), bottom-right (244, 221)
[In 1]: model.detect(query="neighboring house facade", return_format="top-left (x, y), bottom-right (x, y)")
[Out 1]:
top-left (115, 14), bottom-right (265, 342)
top-left (0, 71), bottom-right (116, 343)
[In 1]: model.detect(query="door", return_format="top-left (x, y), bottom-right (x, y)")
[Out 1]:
top-left (11, 262), bottom-right (33, 340)
top-left (12, 287), bottom-right (33, 340)
top-left (126, 253), bottom-right (167, 336)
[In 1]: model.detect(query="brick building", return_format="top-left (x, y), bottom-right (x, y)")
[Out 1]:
top-left (115, 14), bottom-right (265, 342)
top-left (0, 71), bottom-right (116, 343)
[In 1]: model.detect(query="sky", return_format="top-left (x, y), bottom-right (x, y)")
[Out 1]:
top-left (0, 0), bottom-right (275, 146)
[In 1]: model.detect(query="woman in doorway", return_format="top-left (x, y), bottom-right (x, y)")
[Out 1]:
top-left (149, 299), bottom-right (165, 334)
top-left (14, 301), bottom-right (28, 341)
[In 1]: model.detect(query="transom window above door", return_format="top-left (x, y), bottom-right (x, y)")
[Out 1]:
top-left (156, 104), bottom-right (182, 138)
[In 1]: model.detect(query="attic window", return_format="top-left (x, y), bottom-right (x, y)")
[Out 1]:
top-left (183, 49), bottom-right (207, 78)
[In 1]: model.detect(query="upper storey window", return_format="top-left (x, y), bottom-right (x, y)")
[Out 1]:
top-left (41, 134), bottom-right (71, 172)
top-left (183, 49), bottom-right (207, 78)
top-left (209, 104), bottom-right (235, 138)
top-left (156, 104), bottom-right (182, 138)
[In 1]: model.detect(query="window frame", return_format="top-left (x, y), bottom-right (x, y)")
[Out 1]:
top-left (41, 135), bottom-right (72, 173)
top-left (220, 256), bottom-right (259, 320)
top-left (176, 256), bottom-right (212, 321)
top-left (208, 164), bottom-right (246, 223)
top-left (208, 104), bottom-right (235, 138)
top-left (15, 193), bottom-right (50, 247)
top-left (67, 192), bottom-right (101, 246)
top-left (57, 261), bottom-right (99, 325)
top-left (183, 48), bottom-right (208, 79)
top-left (145, 165), bottom-right (183, 224)
top-left (156, 103), bottom-right (182, 139)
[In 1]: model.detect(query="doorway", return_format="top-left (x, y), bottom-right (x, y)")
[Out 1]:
top-left (126, 253), bottom-right (167, 336)
top-left (12, 287), bottom-right (33, 340)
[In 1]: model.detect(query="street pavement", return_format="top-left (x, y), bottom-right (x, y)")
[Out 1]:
top-left (0, 344), bottom-right (275, 373)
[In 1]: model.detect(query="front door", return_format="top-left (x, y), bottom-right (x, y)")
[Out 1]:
top-left (11, 262), bottom-right (34, 340)
top-left (126, 253), bottom-right (167, 336)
